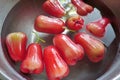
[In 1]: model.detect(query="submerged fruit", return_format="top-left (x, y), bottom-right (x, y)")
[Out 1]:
top-left (34, 15), bottom-right (65, 34)
top-left (74, 32), bottom-right (105, 63)
top-left (53, 34), bottom-right (84, 65)
top-left (6, 32), bottom-right (27, 62)
top-left (65, 15), bottom-right (84, 31)
top-left (86, 17), bottom-right (110, 37)
top-left (20, 43), bottom-right (44, 74)
top-left (44, 46), bottom-right (69, 80)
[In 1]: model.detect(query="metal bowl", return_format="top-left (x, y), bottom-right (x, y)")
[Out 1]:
top-left (0, 0), bottom-right (120, 80)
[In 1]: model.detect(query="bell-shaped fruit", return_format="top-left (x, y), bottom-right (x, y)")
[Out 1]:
top-left (44, 46), bottom-right (69, 80)
top-left (42, 0), bottom-right (65, 18)
top-left (71, 0), bottom-right (94, 16)
top-left (74, 32), bottom-right (105, 63)
top-left (6, 32), bottom-right (27, 62)
top-left (53, 34), bottom-right (84, 65)
top-left (34, 15), bottom-right (65, 34)
top-left (86, 17), bottom-right (110, 37)
top-left (20, 43), bottom-right (44, 74)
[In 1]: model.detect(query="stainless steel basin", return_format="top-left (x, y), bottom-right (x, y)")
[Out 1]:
top-left (0, 0), bottom-right (120, 80)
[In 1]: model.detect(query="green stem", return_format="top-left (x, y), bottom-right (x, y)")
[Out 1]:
top-left (32, 31), bottom-right (46, 43)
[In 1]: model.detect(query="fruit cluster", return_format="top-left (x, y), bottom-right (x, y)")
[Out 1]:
top-left (5, 0), bottom-right (110, 80)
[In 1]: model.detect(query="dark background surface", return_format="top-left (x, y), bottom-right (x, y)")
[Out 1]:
top-left (103, 0), bottom-right (120, 19)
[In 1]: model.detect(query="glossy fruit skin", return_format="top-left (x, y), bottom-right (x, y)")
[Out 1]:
top-left (53, 34), bottom-right (84, 65)
top-left (34, 15), bottom-right (65, 34)
top-left (74, 32), bottom-right (105, 63)
top-left (71, 0), bottom-right (94, 16)
top-left (42, 0), bottom-right (65, 18)
top-left (20, 43), bottom-right (44, 74)
top-left (6, 32), bottom-right (27, 62)
top-left (65, 15), bottom-right (84, 31)
top-left (44, 46), bottom-right (69, 80)
top-left (86, 17), bottom-right (110, 37)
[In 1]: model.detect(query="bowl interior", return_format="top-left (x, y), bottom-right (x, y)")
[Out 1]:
top-left (1, 0), bottom-right (120, 80)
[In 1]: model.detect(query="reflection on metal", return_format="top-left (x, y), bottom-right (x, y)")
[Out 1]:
top-left (0, 0), bottom-right (120, 80)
